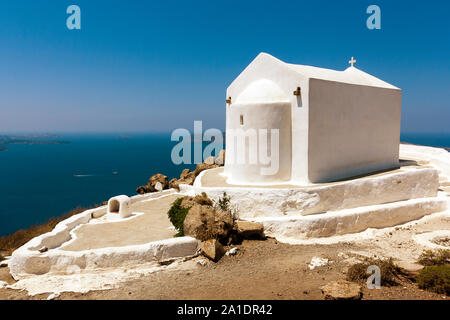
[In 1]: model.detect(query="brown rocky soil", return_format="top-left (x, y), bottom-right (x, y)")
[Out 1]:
top-left (0, 238), bottom-right (446, 300)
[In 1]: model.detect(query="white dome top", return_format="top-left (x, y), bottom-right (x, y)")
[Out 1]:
top-left (235, 79), bottom-right (289, 104)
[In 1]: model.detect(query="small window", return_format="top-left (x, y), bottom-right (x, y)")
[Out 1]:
top-left (240, 114), bottom-right (244, 126)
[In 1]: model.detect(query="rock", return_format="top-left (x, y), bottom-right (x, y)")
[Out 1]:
top-left (148, 173), bottom-right (169, 190)
top-left (136, 184), bottom-right (155, 194)
top-left (137, 173), bottom-right (169, 194)
top-left (46, 292), bottom-right (60, 300)
top-left (236, 221), bottom-right (265, 239)
top-left (226, 247), bottom-right (238, 256)
top-left (321, 279), bottom-right (362, 300)
top-left (174, 169), bottom-right (197, 188)
top-left (193, 163), bottom-right (219, 176)
top-left (154, 181), bottom-right (163, 192)
top-left (337, 252), bottom-right (349, 259)
top-left (0, 281), bottom-right (8, 289)
top-left (38, 246), bottom-right (48, 253)
top-left (183, 204), bottom-right (216, 241)
top-left (214, 209), bottom-right (234, 239)
top-left (201, 239), bottom-right (225, 262)
top-left (204, 156), bottom-right (216, 165)
top-left (308, 257), bottom-right (329, 270)
top-left (182, 194), bottom-right (234, 241)
top-left (180, 169), bottom-right (191, 179)
top-left (168, 164), bottom-right (217, 191)
top-left (196, 258), bottom-right (208, 266)
top-left (181, 171), bottom-right (196, 185)
top-left (168, 171), bottom-right (196, 190)
top-left (181, 193), bottom-right (213, 208)
top-left (169, 178), bottom-right (179, 190)
top-left (215, 149), bottom-right (226, 165)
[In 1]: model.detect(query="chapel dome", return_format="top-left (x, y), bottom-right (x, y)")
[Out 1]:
top-left (235, 79), bottom-right (289, 104)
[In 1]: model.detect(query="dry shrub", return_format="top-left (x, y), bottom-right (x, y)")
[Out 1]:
top-left (418, 249), bottom-right (450, 266)
top-left (194, 193), bottom-right (213, 206)
top-left (416, 265), bottom-right (450, 295)
top-left (415, 249), bottom-right (450, 295)
top-left (347, 257), bottom-right (404, 286)
top-left (0, 205), bottom-right (95, 255)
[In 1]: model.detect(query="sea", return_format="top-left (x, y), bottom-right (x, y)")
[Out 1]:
top-left (0, 132), bottom-right (449, 237)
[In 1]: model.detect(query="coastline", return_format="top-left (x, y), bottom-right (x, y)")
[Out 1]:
top-left (0, 138), bottom-right (69, 152)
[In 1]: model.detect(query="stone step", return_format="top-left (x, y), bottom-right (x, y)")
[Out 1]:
top-left (195, 167), bottom-right (441, 219)
top-left (248, 196), bottom-right (448, 240)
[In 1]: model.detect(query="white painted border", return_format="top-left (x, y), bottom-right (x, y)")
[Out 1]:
top-left (252, 196), bottom-right (448, 240)
top-left (9, 189), bottom-right (200, 279)
top-left (414, 230), bottom-right (450, 250)
top-left (184, 167), bottom-right (441, 219)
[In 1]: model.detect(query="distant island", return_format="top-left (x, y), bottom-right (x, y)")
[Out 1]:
top-left (0, 134), bottom-right (69, 151)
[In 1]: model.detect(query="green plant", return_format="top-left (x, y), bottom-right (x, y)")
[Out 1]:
top-left (215, 192), bottom-right (231, 211)
top-left (346, 257), bottom-right (404, 286)
top-left (418, 249), bottom-right (450, 266)
top-left (416, 265), bottom-right (450, 295)
top-left (167, 197), bottom-right (191, 237)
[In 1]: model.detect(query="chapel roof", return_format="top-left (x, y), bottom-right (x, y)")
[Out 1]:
top-left (262, 53), bottom-right (400, 90)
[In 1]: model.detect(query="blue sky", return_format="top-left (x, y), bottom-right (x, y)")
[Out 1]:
top-left (0, 0), bottom-right (448, 133)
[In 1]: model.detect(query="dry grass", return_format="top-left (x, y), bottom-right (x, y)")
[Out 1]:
top-left (346, 257), bottom-right (405, 286)
top-left (0, 205), bottom-right (96, 255)
top-left (193, 192), bottom-right (213, 206)
top-left (418, 249), bottom-right (450, 266)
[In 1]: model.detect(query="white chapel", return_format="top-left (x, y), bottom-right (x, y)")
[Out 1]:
top-left (224, 53), bottom-right (402, 184)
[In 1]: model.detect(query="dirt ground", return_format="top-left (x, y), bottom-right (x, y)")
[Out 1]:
top-left (0, 237), bottom-right (447, 300)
